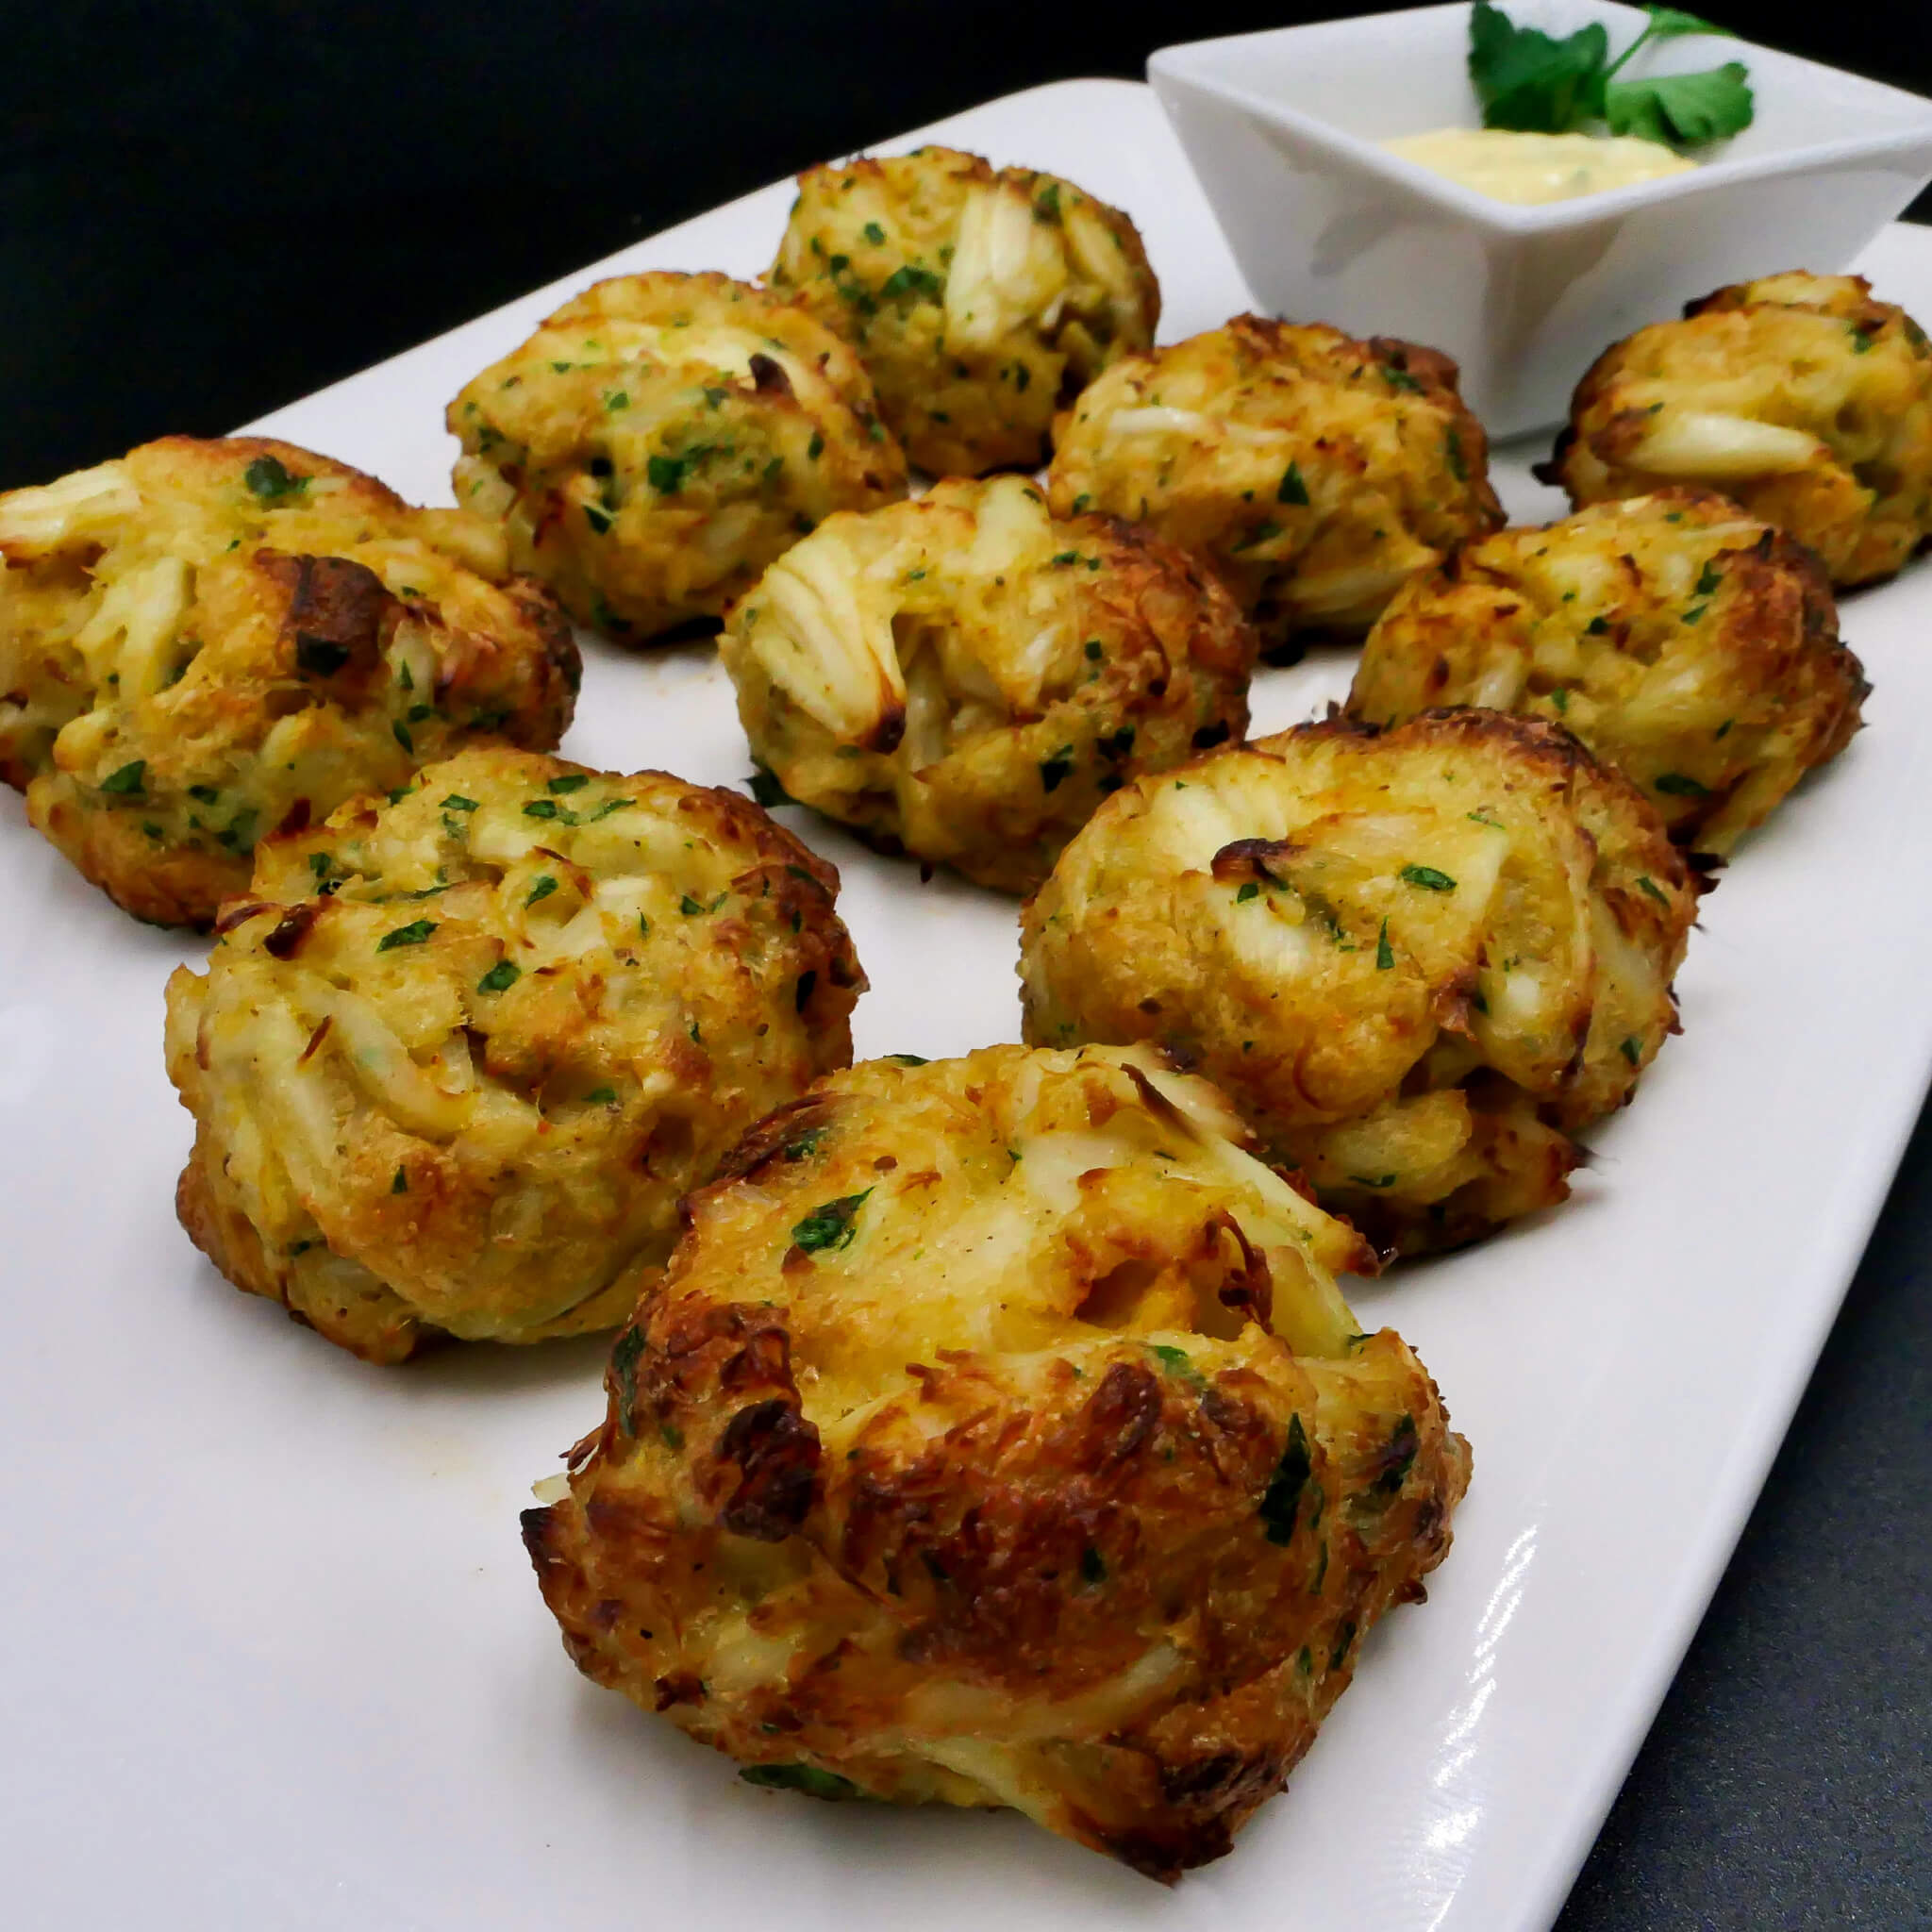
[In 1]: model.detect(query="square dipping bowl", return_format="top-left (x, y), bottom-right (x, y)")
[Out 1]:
top-left (1149, 1), bottom-right (1932, 436)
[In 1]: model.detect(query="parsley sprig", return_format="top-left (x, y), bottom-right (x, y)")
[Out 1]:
top-left (1470, 3), bottom-right (1753, 149)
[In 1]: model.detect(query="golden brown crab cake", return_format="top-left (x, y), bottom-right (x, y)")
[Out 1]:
top-left (448, 272), bottom-right (908, 641)
top-left (163, 744), bottom-right (864, 1364)
top-left (1019, 712), bottom-right (1698, 1256)
top-left (1045, 316), bottom-right (1504, 657)
top-left (523, 1042), bottom-right (1468, 1880)
top-left (1348, 491), bottom-right (1868, 857)
top-left (1540, 273), bottom-right (1932, 587)
top-left (0, 436), bottom-right (578, 928)
top-left (767, 147), bottom-right (1159, 475)
top-left (718, 475), bottom-right (1258, 894)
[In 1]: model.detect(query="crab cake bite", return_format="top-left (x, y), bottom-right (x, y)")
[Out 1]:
top-left (719, 475), bottom-right (1257, 893)
top-left (0, 437), bottom-right (578, 928)
top-left (1541, 273), bottom-right (1932, 587)
top-left (523, 1042), bottom-right (1468, 1879)
top-left (164, 745), bottom-right (863, 1364)
top-left (1046, 317), bottom-right (1504, 656)
top-left (1349, 491), bottom-right (1868, 857)
top-left (768, 147), bottom-right (1159, 476)
top-left (448, 272), bottom-right (908, 641)
top-left (1020, 713), bottom-right (1698, 1256)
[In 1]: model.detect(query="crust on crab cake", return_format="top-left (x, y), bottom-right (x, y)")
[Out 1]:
top-left (1020, 709), bottom-right (1700, 1254)
top-left (719, 474), bottom-right (1258, 892)
top-left (1349, 489), bottom-right (1868, 856)
top-left (1046, 316), bottom-right (1503, 655)
top-left (164, 744), bottom-right (865, 1362)
top-left (1540, 272), bottom-right (1932, 587)
top-left (0, 435), bottom-right (578, 927)
top-left (768, 146), bottom-right (1159, 475)
top-left (522, 1042), bottom-right (1469, 1879)
top-left (447, 272), bottom-right (907, 641)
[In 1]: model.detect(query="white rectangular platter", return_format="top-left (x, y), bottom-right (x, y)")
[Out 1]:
top-left (6, 76), bottom-right (1929, 1932)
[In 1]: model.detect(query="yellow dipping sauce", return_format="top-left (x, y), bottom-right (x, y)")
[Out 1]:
top-left (1383, 127), bottom-right (1698, 205)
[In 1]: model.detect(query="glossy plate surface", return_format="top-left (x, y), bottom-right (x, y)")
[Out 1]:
top-left (6, 77), bottom-right (1930, 1932)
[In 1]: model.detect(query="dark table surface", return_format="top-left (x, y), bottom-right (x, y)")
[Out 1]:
top-left (8, 4), bottom-right (1929, 1923)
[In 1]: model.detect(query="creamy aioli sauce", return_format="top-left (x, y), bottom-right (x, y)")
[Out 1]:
top-left (1383, 127), bottom-right (1698, 205)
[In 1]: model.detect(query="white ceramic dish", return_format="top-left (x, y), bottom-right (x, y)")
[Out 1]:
top-left (1150, 1), bottom-right (1932, 433)
top-left (5, 75), bottom-right (1931, 1932)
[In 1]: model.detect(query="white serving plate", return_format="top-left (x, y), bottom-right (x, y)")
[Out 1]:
top-left (5, 76), bottom-right (1929, 1932)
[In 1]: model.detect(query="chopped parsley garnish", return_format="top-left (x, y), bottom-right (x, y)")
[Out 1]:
top-left (1236, 881), bottom-right (1261, 904)
top-left (879, 263), bottom-right (943, 303)
top-left (1373, 1414), bottom-right (1420, 1493)
top-left (1376, 918), bottom-right (1394, 970)
top-left (679, 894), bottom-right (705, 916)
top-left (1083, 639), bottom-right (1103, 661)
top-left (1348, 1173), bottom-right (1399, 1189)
top-left (391, 1167), bottom-right (408, 1194)
top-left (584, 503), bottom-right (613, 534)
top-left (1620, 1035), bottom-right (1642, 1066)
top-left (441, 793), bottom-right (479, 812)
top-left (1039, 748), bottom-right (1075, 793)
top-left (100, 760), bottom-right (146, 796)
top-left (1638, 874), bottom-right (1671, 908)
top-left (1277, 461), bottom-right (1309, 506)
top-left (547, 774), bottom-right (589, 794)
top-left (584, 1086), bottom-right (618, 1105)
top-left (791, 1191), bottom-right (871, 1254)
top-left (477, 960), bottom-right (521, 993)
top-left (1654, 772), bottom-right (1710, 797)
top-left (1693, 559), bottom-right (1724, 598)
top-left (1258, 1414), bottom-right (1312, 1546)
top-left (526, 875), bottom-right (558, 907)
top-left (376, 919), bottom-right (436, 951)
top-left (1399, 863), bottom-right (1456, 891)
top-left (243, 454), bottom-right (308, 502)
top-left (523, 799), bottom-right (559, 820)
top-left (1445, 428), bottom-right (1468, 482)
top-left (883, 1053), bottom-right (928, 1066)
top-left (609, 1325), bottom-right (646, 1432)
top-left (188, 784), bottom-right (221, 804)
top-left (748, 765), bottom-right (792, 808)
top-left (740, 1764), bottom-right (861, 1800)
top-left (391, 720), bottom-right (414, 753)
top-left (861, 221), bottom-right (886, 244)
top-left (807, 430), bottom-right (824, 461)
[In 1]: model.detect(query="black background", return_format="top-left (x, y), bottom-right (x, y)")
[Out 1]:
top-left (7, 2), bottom-right (1931, 1923)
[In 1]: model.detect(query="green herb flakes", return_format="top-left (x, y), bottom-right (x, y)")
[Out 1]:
top-left (1258, 1415), bottom-right (1312, 1546)
top-left (243, 454), bottom-right (308, 503)
top-left (376, 920), bottom-right (436, 952)
top-left (791, 1191), bottom-right (871, 1254)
